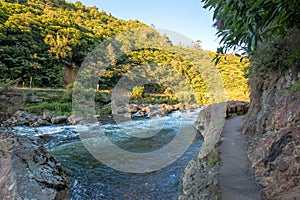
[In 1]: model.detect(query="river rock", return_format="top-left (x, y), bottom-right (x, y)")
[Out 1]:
top-left (153, 104), bottom-right (172, 116)
top-left (141, 105), bottom-right (153, 113)
top-left (123, 112), bottom-right (132, 119)
top-left (0, 134), bottom-right (70, 199)
top-left (1, 111), bottom-right (39, 127)
top-left (51, 116), bottom-right (67, 124)
top-left (132, 110), bottom-right (145, 118)
top-left (99, 103), bottom-right (201, 122)
top-left (146, 104), bottom-right (160, 114)
top-left (31, 118), bottom-right (50, 127)
top-left (67, 114), bottom-right (85, 125)
top-left (42, 110), bottom-right (55, 121)
top-left (172, 103), bottom-right (185, 110)
top-left (126, 104), bottom-right (139, 113)
top-left (160, 103), bottom-right (173, 112)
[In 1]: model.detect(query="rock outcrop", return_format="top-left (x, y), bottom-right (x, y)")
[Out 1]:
top-left (179, 103), bottom-right (226, 200)
top-left (0, 90), bottom-right (25, 123)
top-left (243, 67), bottom-right (300, 199)
top-left (0, 133), bottom-right (70, 199)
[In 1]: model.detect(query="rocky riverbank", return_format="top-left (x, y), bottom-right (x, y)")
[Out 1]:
top-left (0, 103), bottom-right (200, 127)
top-left (0, 133), bottom-right (70, 199)
top-left (179, 102), bottom-right (226, 200)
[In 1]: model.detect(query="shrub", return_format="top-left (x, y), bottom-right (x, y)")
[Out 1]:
top-left (164, 87), bottom-right (173, 94)
top-left (249, 29), bottom-right (300, 76)
top-left (205, 148), bottom-right (219, 168)
top-left (175, 91), bottom-right (193, 103)
top-left (46, 93), bottom-right (61, 102)
top-left (0, 79), bottom-right (15, 91)
top-left (95, 91), bottom-right (111, 103)
top-left (131, 86), bottom-right (144, 99)
top-left (96, 106), bottom-right (112, 115)
top-left (290, 81), bottom-right (300, 93)
top-left (60, 83), bottom-right (74, 102)
top-left (23, 102), bottom-right (72, 116)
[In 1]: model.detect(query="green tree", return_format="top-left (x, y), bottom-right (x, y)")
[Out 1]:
top-left (201, 0), bottom-right (300, 54)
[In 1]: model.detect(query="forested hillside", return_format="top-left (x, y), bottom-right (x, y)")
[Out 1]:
top-left (0, 0), bottom-right (249, 105)
top-left (0, 0), bottom-right (147, 87)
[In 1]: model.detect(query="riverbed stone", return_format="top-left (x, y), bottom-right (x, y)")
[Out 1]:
top-left (67, 114), bottom-right (85, 125)
top-left (132, 110), bottom-right (145, 118)
top-left (1, 111), bottom-right (40, 127)
top-left (51, 116), bottom-right (68, 124)
top-left (126, 104), bottom-right (139, 113)
top-left (31, 118), bottom-right (50, 127)
top-left (42, 110), bottom-right (55, 121)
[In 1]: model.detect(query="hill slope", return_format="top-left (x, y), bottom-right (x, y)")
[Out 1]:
top-left (0, 0), bottom-right (250, 105)
top-left (0, 0), bottom-right (147, 87)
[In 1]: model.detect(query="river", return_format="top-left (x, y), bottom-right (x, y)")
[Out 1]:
top-left (13, 108), bottom-right (203, 200)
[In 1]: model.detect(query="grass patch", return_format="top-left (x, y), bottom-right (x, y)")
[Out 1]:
top-left (96, 106), bottom-right (112, 116)
top-left (23, 102), bottom-right (72, 116)
top-left (16, 87), bottom-right (65, 92)
top-left (131, 86), bottom-right (145, 99)
top-left (198, 124), bottom-right (205, 131)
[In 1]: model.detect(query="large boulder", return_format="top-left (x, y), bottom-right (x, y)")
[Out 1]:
top-left (0, 134), bottom-right (70, 199)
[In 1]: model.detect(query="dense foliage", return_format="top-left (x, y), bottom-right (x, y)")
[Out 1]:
top-left (0, 0), bottom-right (146, 87)
top-left (207, 52), bottom-right (250, 101)
top-left (250, 28), bottom-right (300, 74)
top-left (201, 0), bottom-right (300, 54)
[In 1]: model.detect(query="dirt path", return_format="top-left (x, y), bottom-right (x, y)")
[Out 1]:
top-left (219, 116), bottom-right (261, 200)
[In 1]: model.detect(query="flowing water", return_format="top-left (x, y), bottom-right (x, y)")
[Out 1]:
top-left (13, 109), bottom-right (203, 200)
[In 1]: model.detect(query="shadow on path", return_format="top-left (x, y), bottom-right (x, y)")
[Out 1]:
top-left (219, 116), bottom-right (261, 200)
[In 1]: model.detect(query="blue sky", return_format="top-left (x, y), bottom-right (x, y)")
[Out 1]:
top-left (68, 0), bottom-right (220, 51)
